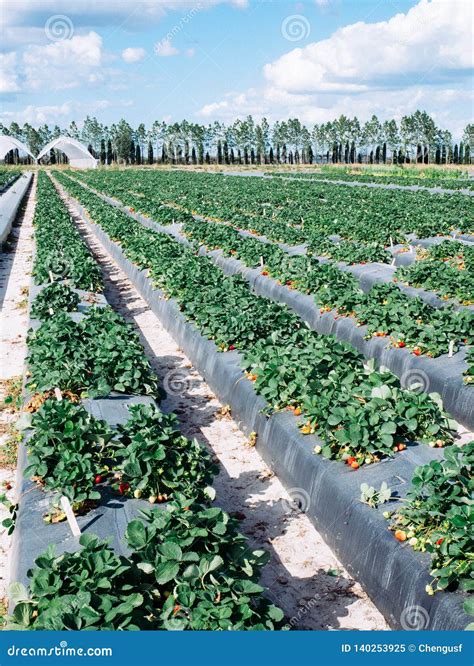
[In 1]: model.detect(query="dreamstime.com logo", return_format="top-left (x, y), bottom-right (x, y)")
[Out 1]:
top-left (7, 641), bottom-right (112, 658)
top-left (281, 487), bottom-right (311, 514)
top-left (281, 15), bottom-right (311, 42)
top-left (45, 14), bottom-right (74, 41)
top-left (163, 368), bottom-right (195, 396)
top-left (400, 604), bottom-right (430, 630)
top-left (154, 3), bottom-right (203, 54)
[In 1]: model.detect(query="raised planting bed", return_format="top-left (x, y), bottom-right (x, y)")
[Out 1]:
top-left (57, 178), bottom-right (472, 630)
top-left (0, 172), bottom-right (32, 248)
top-left (58, 174), bottom-right (474, 431)
top-left (70, 167), bottom-right (474, 245)
top-left (65, 172), bottom-right (474, 312)
top-left (7, 171), bottom-right (283, 632)
top-left (0, 170), bottom-right (21, 195)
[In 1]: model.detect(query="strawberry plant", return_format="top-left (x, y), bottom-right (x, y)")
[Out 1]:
top-left (6, 500), bottom-right (284, 630)
top-left (308, 236), bottom-right (391, 264)
top-left (125, 496), bottom-right (285, 630)
top-left (244, 332), bottom-right (454, 462)
top-left (30, 282), bottom-right (80, 321)
top-left (0, 169), bottom-right (20, 189)
top-left (33, 172), bottom-right (102, 291)
top-left (268, 167), bottom-right (474, 191)
top-left (390, 442), bottom-right (474, 592)
top-left (71, 167), bottom-right (474, 244)
top-left (5, 534), bottom-right (150, 630)
top-left (55, 173), bottom-right (458, 464)
top-left (27, 307), bottom-right (158, 397)
top-left (25, 399), bottom-right (114, 506)
top-left (116, 404), bottom-right (217, 501)
top-left (396, 241), bottom-right (474, 305)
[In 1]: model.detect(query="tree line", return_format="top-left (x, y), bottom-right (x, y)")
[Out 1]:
top-left (1, 111), bottom-right (473, 166)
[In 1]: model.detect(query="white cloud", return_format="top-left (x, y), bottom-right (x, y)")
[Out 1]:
top-left (314, 0), bottom-right (330, 6)
top-left (0, 102), bottom-right (72, 125)
top-left (0, 53), bottom-right (21, 93)
top-left (122, 47), bottom-right (146, 63)
top-left (23, 32), bottom-right (104, 91)
top-left (198, 83), bottom-right (472, 138)
top-left (154, 38), bottom-right (179, 57)
top-left (198, 0), bottom-right (473, 138)
top-left (185, 48), bottom-right (195, 58)
top-left (265, 0), bottom-right (472, 94)
top-left (2, 1), bottom-right (248, 35)
top-left (0, 98), bottom-right (135, 127)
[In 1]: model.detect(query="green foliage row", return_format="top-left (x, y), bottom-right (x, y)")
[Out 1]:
top-left (72, 167), bottom-right (474, 244)
top-left (391, 442), bottom-right (474, 593)
top-left (7, 495), bottom-right (284, 630)
top-left (33, 172), bottom-right (102, 290)
top-left (55, 171), bottom-right (456, 465)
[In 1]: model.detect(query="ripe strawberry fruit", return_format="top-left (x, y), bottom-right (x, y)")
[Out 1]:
top-left (118, 482), bottom-right (130, 495)
top-left (394, 530), bottom-right (407, 542)
top-left (94, 474), bottom-right (103, 485)
top-left (350, 461), bottom-right (359, 470)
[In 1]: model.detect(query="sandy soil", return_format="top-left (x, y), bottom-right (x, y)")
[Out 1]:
top-left (54, 179), bottom-right (388, 631)
top-left (0, 176), bottom-right (36, 611)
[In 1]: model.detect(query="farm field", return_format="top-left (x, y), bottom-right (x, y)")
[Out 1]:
top-left (1, 166), bottom-right (472, 633)
top-left (265, 166), bottom-right (474, 191)
top-left (0, 169), bottom-right (20, 192)
top-left (2, 0), bottom-right (474, 658)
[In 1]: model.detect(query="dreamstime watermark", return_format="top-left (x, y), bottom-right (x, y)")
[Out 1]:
top-left (7, 640), bottom-right (112, 658)
top-left (163, 368), bottom-right (194, 396)
top-left (154, 3), bottom-right (203, 54)
top-left (400, 368), bottom-right (430, 394)
top-left (284, 594), bottom-right (319, 629)
top-left (400, 604), bottom-right (430, 630)
top-left (281, 15), bottom-right (311, 42)
top-left (45, 14), bottom-right (74, 41)
top-left (281, 487), bottom-right (311, 514)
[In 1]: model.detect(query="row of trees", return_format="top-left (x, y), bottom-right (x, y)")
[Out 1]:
top-left (2, 112), bottom-right (473, 166)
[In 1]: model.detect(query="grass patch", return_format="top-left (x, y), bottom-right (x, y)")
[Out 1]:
top-left (0, 425), bottom-right (21, 469)
top-left (15, 298), bottom-right (28, 311)
top-left (0, 376), bottom-right (23, 413)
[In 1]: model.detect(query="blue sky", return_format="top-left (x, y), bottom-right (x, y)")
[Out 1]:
top-left (0, 0), bottom-right (472, 137)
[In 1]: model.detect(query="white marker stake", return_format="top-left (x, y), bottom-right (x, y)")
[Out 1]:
top-left (391, 258), bottom-right (396, 266)
top-left (60, 496), bottom-right (81, 536)
top-left (389, 236), bottom-right (394, 248)
top-left (54, 387), bottom-right (63, 401)
top-left (48, 271), bottom-right (54, 283)
top-left (260, 256), bottom-right (264, 268)
top-left (448, 340), bottom-right (455, 358)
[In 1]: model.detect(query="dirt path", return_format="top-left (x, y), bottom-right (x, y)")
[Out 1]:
top-left (54, 179), bottom-right (388, 631)
top-left (0, 175), bottom-right (36, 615)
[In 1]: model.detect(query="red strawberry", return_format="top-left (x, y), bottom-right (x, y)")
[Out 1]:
top-left (118, 482), bottom-right (130, 495)
top-left (436, 538), bottom-right (444, 546)
top-left (228, 344), bottom-right (235, 351)
top-left (94, 474), bottom-right (103, 484)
